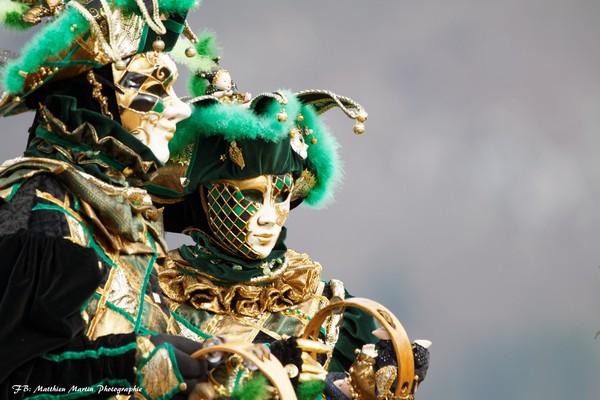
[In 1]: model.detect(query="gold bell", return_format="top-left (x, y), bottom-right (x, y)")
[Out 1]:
top-left (277, 110), bottom-right (288, 122)
top-left (114, 60), bottom-right (127, 71)
top-left (353, 122), bottom-right (365, 135)
top-left (153, 39), bottom-right (166, 52)
top-left (185, 47), bottom-right (197, 58)
top-left (356, 110), bottom-right (368, 123)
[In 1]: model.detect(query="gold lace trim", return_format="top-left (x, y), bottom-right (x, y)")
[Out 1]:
top-left (160, 249), bottom-right (322, 318)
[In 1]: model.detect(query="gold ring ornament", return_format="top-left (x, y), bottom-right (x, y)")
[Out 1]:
top-left (302, 297), bottom-right (417, 400)
top-left (192, 341), bottom-right (298, 399)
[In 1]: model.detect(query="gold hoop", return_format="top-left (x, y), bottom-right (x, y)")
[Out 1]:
top-left (301, 297), bottom-right (416, 398)
top-left (192, 341), bottom-right (298, 399)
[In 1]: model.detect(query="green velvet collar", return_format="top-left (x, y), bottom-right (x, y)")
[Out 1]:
top-left (179, 227), bottom-right (289, 285)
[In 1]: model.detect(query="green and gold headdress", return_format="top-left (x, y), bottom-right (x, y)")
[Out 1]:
top-left (156, 88), bottom-right (367, 208)
top-left (0, 0), bottom-right (200, 116)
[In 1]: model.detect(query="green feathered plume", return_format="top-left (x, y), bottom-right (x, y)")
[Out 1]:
top-left (172, 90), bottom-right (301, 149)
top-left (297, 379), bottom-right (327, 400)
top-left (230, 374), bottom-right (269, 400)
top-left (298, 103), bottom-right (342, 208)
top-left (0, 1), bottom-right (30, 31)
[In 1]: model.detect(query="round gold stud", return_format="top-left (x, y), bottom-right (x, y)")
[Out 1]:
top-left (153, 39), bottom-right (166, 52)
top-left (114, 60), bottom-right (127, 71)
top-left (185, 47), bottom-right (197, 58)
top-left (311, 138), bottom-right (317, 145)
top-left (277, 110), bottom-right (288, 122)
top-left (297, 114), bottom-right (304, 122)
top-left (353, 123), bottom-right (365, 135)
top-left (356, 110), bottom-right (368, 123)
top-left (70, 24), bottom-right (78, 32)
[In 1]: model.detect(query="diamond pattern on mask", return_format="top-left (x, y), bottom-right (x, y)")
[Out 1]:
top-left (206, 183), bottom-right (259, 259)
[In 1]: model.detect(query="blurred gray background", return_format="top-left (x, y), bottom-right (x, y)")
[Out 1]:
top-left (2, 1), bottom-right (600, 399)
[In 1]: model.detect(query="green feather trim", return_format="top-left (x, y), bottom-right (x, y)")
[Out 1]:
top-left (297, 380), bottom-right (326, 400)
top-left (0, 2), bottom-right (29, 31)
top-left (300, 104), bottom-right (342, 208)
top-left (2, 8), bottom-right (88, 94)
top-left (171, 90), bottom-right (302, 156)
top-left (231, 374), bottom-right (269, 400)
top-left (188, 75), bottom-right (208, 97)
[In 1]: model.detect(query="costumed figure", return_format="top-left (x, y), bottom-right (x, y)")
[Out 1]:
top-left (149, 38), bottom-right (428, 399)
top-left (0, 1), bottom-right (220, 398)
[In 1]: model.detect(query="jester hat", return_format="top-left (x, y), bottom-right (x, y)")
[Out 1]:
top-left (149, 88), bottom-right (367, 216)
top-left (0, 0), bottom-right (200, 116)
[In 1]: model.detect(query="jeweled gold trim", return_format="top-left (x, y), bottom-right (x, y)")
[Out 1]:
top-left (160, 249), bottom-right (321, 317)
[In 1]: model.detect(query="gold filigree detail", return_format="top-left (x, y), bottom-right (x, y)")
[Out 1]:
top-left (348, 353), bottom-right (376, 400)
top-left (228, 141), bottom-right (245, 169)
top-left (292, 169), bottom-right (316, 201)
top-left (136, 336), bottom-right (182, 398)
top-left (86, 70), bottom-right (113, 118)
top-left (375, 365), bottom-right (398, 400)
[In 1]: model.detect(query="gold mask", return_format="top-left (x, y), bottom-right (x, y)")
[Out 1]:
top-left (112, 52), bottom-right (190, 163)
top-left (202, 174), bottom-right (294, 260)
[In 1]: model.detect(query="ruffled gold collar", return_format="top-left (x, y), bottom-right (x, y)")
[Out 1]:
top-left (159, 248), bottom-right (322, 318)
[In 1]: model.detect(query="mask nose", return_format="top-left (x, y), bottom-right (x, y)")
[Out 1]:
top-left (256, 201), bottom-right (278, 226)
top-left (164, 96), bottom-right (191, 123)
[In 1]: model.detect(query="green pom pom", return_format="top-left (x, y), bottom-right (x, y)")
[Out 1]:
top-left (4, 11), bottom-right (30, 30)
top-left (231, 374), bottom-right (269, 400)
top-left (0, 2), bottom-right (29, 31)
top-left (297, 379), bottom-right (326, 400)
top-left (195, 30), bottom-right (221, 59)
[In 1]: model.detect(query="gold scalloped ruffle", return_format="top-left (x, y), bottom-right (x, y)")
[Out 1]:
top-left (159, 249), bottom-right (322, 317)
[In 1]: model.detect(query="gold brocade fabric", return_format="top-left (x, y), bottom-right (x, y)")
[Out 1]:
top-left (0, 157), bottom-right (176, 339)
top-left (160, 249), bottom-right (323, 318)
top-left (159, 248), bottom-right (331, 343)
